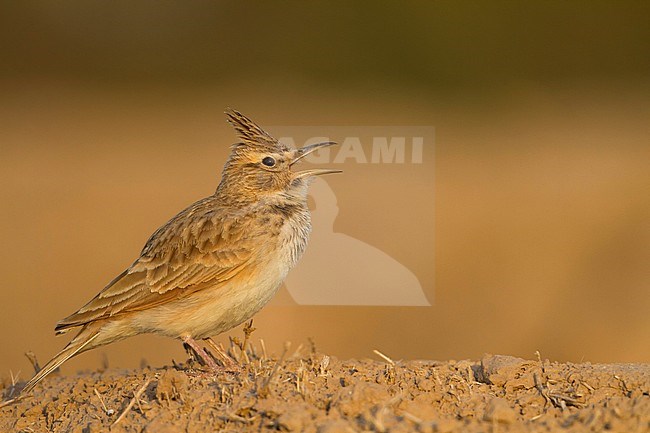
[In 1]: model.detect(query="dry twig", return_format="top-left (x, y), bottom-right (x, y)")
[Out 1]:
top-left (112, 378), bottom-right (152, 426)
top-left (373, 349), bottom-right (396, 366)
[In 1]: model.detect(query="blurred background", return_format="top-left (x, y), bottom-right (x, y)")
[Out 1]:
top-left (1, 2), bottom-right (649, 380)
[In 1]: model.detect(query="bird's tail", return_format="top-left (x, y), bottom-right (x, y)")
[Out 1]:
top-left (22, 324), bottom-right (101, 394)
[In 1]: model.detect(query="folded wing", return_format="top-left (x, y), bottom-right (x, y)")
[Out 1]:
top-left (55, 198), bottom-right (253, 333)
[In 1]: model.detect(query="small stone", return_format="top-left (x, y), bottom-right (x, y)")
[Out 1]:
top-left (484, 397), bottom-right (516, 424)
top-left (156, 369), bottom-right (189, 402)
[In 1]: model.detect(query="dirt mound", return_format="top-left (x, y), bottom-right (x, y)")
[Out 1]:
top-left (2, 349), bottom-right (649, 433)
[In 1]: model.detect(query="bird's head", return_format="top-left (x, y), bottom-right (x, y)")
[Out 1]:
top-left (216, 109), bottom-right (340, 205)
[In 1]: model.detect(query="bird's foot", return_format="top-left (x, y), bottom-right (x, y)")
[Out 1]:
top-left (182, 336), bottom-right (225, 373)
top-left (204, 337), bottom-right (242, 373)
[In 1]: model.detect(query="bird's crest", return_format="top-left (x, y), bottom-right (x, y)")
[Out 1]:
top-left (225, 108), bottom-right (292, 153)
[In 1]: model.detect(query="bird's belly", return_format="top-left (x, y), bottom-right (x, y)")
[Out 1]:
top-left (129, 258), bottom-right (289, 339)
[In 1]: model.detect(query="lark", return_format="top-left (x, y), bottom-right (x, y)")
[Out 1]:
top-left (22, 109), bottom-right (339, 393)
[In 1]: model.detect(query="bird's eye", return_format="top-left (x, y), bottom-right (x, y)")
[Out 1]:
top-left (262, 156), bottom-right (276, 167)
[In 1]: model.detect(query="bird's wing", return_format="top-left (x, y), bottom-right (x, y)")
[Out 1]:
top-left (55, 202), bottom-right (255, 333)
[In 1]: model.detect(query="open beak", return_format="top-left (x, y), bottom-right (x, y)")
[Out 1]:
top-left (291, 141), bottom-right (342, 178)
top-left (291, 141), bottom-right (338, 165)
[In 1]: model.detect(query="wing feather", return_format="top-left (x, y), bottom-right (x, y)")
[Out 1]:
top-left (55, 199), bottom-right (255, 333)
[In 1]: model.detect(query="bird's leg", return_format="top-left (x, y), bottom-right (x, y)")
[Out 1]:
top-left (181, 336), bottom-right (221, 372)
top-left (183, 342), bottom-right (201, 365)
top-left (204, 337), bottom-right (241, 372)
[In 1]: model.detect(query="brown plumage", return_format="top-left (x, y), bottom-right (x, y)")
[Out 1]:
top-left (22, 109), bottom-right (339, 393)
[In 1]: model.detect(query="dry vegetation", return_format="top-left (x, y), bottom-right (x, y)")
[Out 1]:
top-left (2, 328), bottom-right (649, 433)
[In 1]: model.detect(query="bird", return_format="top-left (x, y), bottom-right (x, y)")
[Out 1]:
top-left (21, 109), bottom-right (340, 393)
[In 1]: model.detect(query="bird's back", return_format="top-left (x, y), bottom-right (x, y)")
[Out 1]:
top-left (55, 195), bottom-right (310, 335)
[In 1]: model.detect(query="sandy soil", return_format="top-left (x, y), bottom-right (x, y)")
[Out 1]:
top-left (2, 341), bottom-right (649, 433)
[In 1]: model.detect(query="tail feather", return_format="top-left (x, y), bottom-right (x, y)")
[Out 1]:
top-left (22, 326), bottom-right (100, 394)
